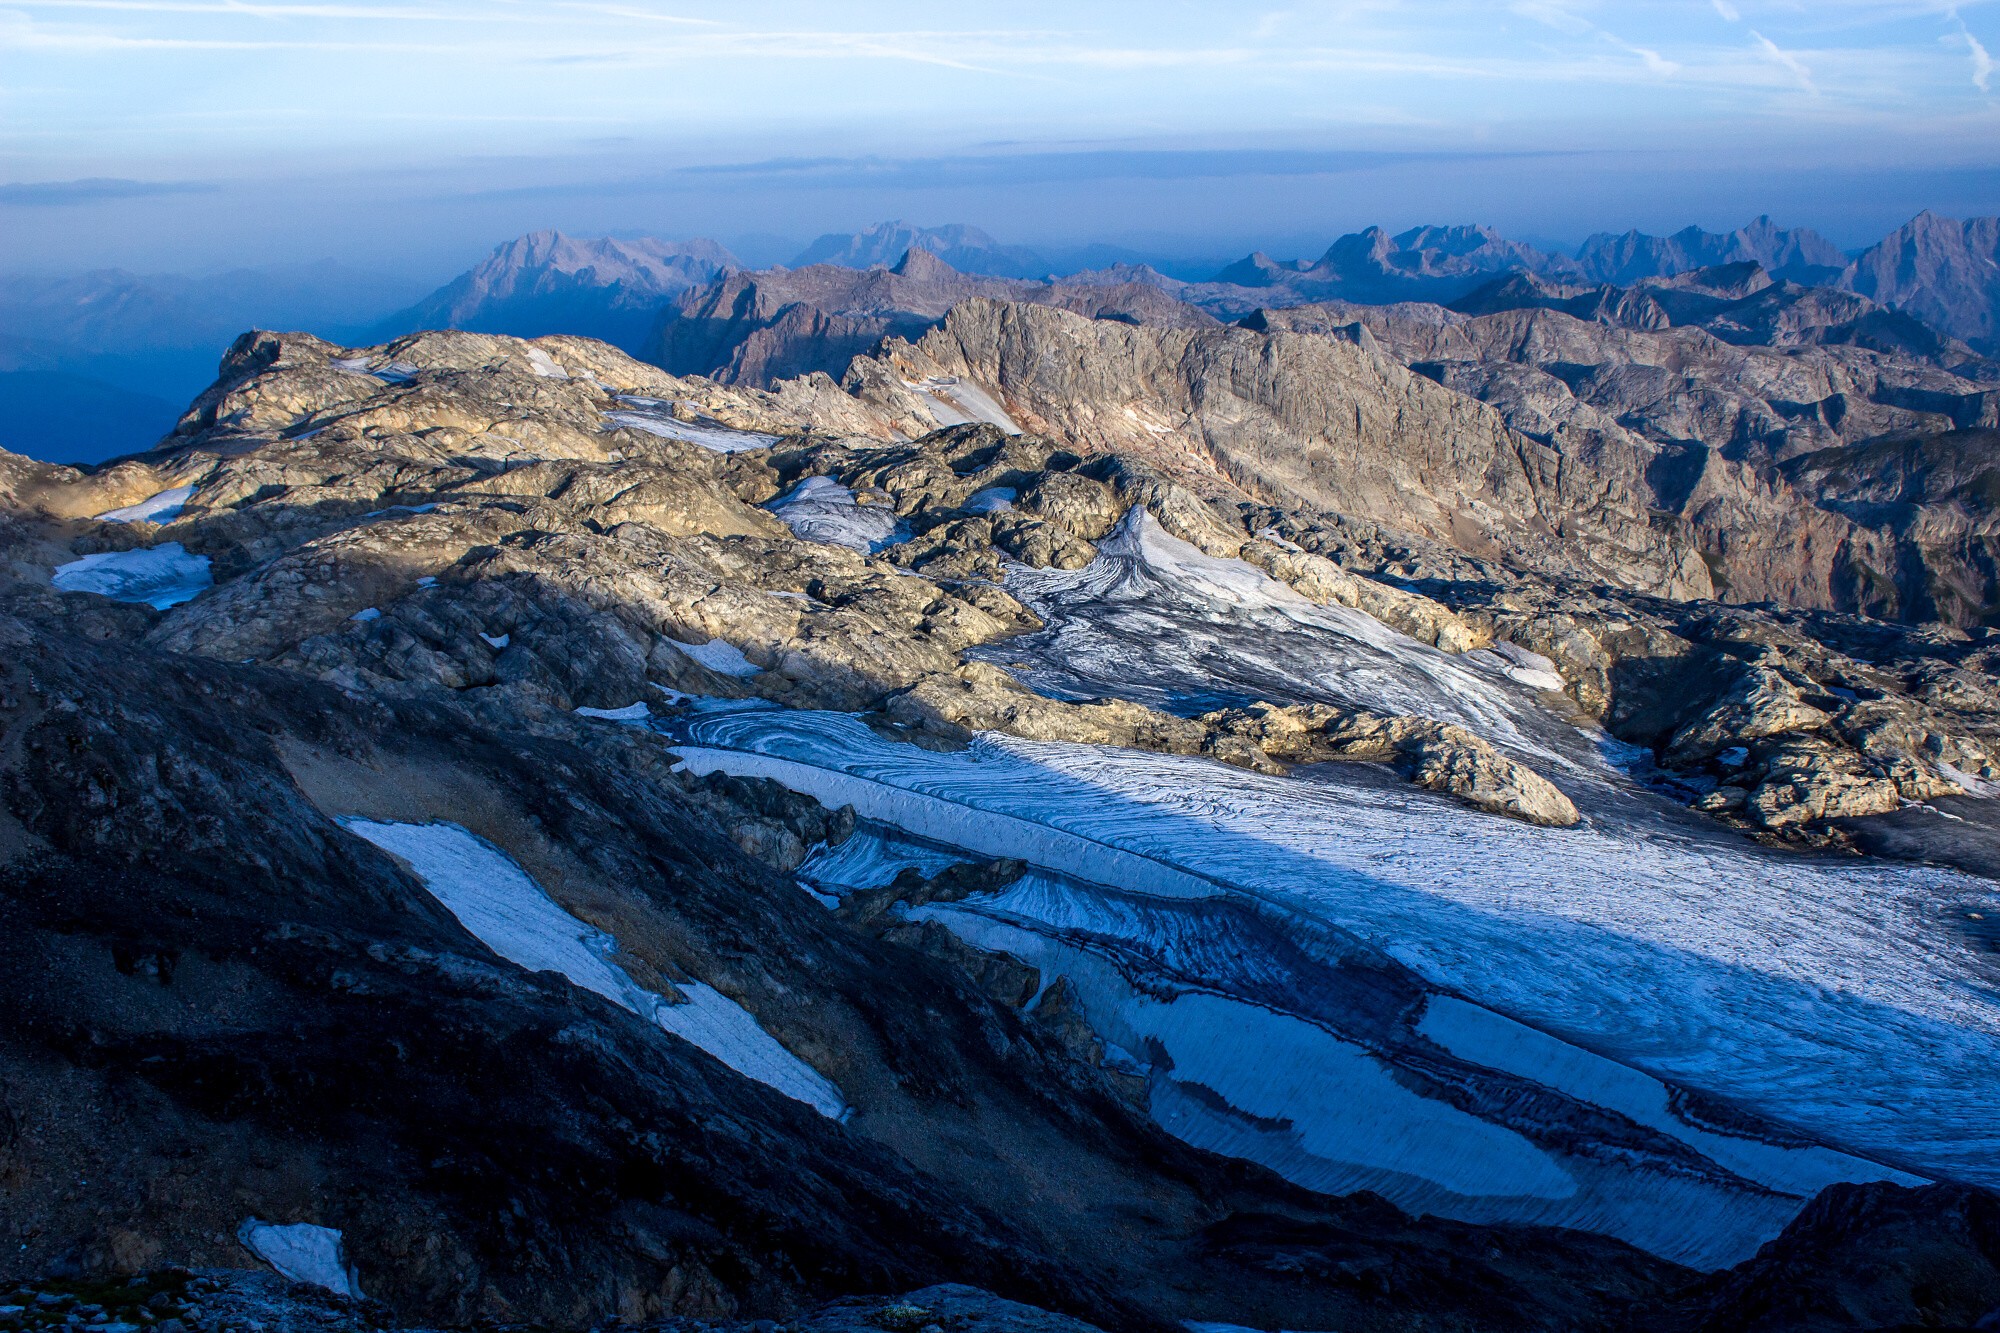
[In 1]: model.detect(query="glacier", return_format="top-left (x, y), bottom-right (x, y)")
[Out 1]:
top-left (652, 507), bottom-right (2000, 1268)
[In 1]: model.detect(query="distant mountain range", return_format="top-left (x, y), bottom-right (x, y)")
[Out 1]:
top-left (0, 260), bottom-right (421, 463)
top-left (376, 230), bottom-right (740, 352)
top-left (791, 220), bottom-right (1051, 279)
top-left (1198, 215), bottom-right (1990, 346)
top-left (7, 211), bottom-right (1998, 464)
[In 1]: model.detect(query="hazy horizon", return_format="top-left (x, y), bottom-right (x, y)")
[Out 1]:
top-left (5, 1), bottom-right (1997, 278)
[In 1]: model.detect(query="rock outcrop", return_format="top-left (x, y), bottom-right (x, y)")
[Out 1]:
top-left (650, 250), bottom-right (1213, 387)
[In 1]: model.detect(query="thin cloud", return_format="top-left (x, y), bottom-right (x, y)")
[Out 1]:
top-left (0, 176), bottom-right (216, 205)
top-left (463, 147), bottom-right (1564, 200)
top-left (1947, 21), bottom-right (1994, 91)
top-left (1507, 2), bottom-right (1679, 78)
top-left (15, 0), bottom-right (720, 19)
top-left (1750, 29), bottom-right (1816, 90)
top-left (1711, 0), bottom-right (1740, 21)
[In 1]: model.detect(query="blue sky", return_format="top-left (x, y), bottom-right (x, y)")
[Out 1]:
top-left (3, 0), bottom-right (1997, 275)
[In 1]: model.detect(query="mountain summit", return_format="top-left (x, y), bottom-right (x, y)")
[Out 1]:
top-left (793, 221), bottom-right (1051, 278)
top-left (381, 230), bottom-right (739, 352)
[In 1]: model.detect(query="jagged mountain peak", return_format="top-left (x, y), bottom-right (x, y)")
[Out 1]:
top-left (889, 244), bottom-right (961, 281)
top-left (793, 220), bottom-right (1049, 278)
top-left (1576, 217), bottom-right (1845, 286)
top-left (378, 229), bottom-right (740, 353)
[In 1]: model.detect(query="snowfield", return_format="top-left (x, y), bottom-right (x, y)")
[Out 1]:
top-left (236, 1220), bottom-right (363, 1298)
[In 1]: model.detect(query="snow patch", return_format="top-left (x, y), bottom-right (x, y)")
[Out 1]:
top-left (52, 543), bottom-right (212, 609)
top-left (605, 397), bottom-right (780, 453)
top-left (1938, 762), bottom-right (2000, 797)
top-left (909, 376), bottom-right (1022, 433)
top-left (96, 484), bottom-right (195, 525)
top-left (479, 631), bottom-right (510, 649)
top-left (963, 486), bottom-right (1017, 514)
top-left (575, 702), bottom-right (651, 723)
top-left (671, 637), bottom-right (762, 677)
top-left (523, 345), bottom-right (569, 378)
top-left (1466, 642), bottom-right (1567, 692)
top-left (766, 477), bottom-right (910, 553)
top-left (236, 1220), bottom-right (363, 1298)
top-left (350, 607), bottom-right (381, 623)
top-left (339, 819), bottom-right (845, 1118)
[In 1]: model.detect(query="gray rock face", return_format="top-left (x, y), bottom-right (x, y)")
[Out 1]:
top-left (1842, 211), bottom-right (2000, 354)
top-left (382, 231), bottom-right (740, 353)
top-left (651, 250), bottom-right (1214, 386)
top-left (1251, 298), bottom-right (2000, 623)
top-left (1574, 217), bottom-right (1848, 287)
top-left (847, 298), bottom-right (1712, 599)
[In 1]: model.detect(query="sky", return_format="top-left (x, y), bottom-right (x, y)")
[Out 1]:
top-left (3, 0), bottom-right (1998, 278)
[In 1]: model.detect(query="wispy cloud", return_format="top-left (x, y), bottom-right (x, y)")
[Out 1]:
top-left (1750, 29), bottom-right (1817, 90)
top-left (1711, 0), bottom-right (1740, 22)
top-left (0, 176), bottom-right (216, 204)
top-left (1508, 1), bottom-right (1679, 77)
top-left (551, 146), bottom-right (1557, 195)
top-left (1946, 18), bottom-right (1995, 92)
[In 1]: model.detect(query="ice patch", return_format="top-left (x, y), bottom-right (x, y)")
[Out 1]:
top-left (671, 637), bottom-right (762, 677)
top-left (605, 397), bottom-right (781, 453)
top-left (479, 631), bottom-right (510, 649)
top-left (1416, 994), bottom-right (1902, 1199)
top-left (524, 345), bottom-right (569, 379)
top-left (576, 702), bottom-right (651, 723)
top-left (350, 607), bottom-right (381, 622)
top-left (332, 357), bottom-right (418, 384)
top-left (52, 543), bottom-right (212, 609)
top-left (1133, 989), bottom-right (1579, 1199)
top-left (236, 1220), bottom-right (363, 1298)
top-left (963, 486), bottom-right (1017, 515)
top-left (766, 477), bottom-right (911, 553)
top-left (1717, 746), bottom-right (1750, 769)
top-left (1466, 642), bottom-right (1567, 693)
top-left (986, 508), bottom-right (1561, 763)
top-left (96, 484), bottom-right (195, 525)
top-left (907, 376), bottom-right (1022, 433)
top-left (798, 823), bottom-right (972, 897)
top-left (340, 819), bottom-right (846, 1118)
